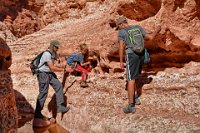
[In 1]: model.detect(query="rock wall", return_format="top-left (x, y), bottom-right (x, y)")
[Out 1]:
top-left (1, 0), bottom-right (200, 132)
top-left (0, 38), bottom-right (18, 133)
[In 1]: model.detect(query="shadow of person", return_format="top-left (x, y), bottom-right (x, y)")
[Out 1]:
top-left (14, 90), bottom-right (35, 128)
top-left (124, 71), bottom-right (153, 97)
top-left (47, 78), bottom-right (76, 118)
top-left (136, 72), bottom-right (153, 96)
top-left (47, 94), bottom-right (61, 119)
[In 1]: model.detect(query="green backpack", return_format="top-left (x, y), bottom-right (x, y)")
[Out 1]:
top-left (124, 27), bottom-right (145, 53)
top-left (125, 27), bottom-right (150, 63)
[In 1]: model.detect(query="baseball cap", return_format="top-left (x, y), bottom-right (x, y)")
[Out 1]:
top-left (50, 40), bottom-right (60, 46)
top-left (116, 17), bottom-right (127, 30)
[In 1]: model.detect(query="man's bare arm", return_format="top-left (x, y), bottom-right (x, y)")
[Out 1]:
top-left (47, 62), bottom-right (73, 72)
top-left (119, 40), bottom-right (125, 69)
top-left (47, 62), bottom-right (64, 72)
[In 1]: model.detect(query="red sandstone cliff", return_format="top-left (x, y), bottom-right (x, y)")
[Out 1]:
top-left (0, 0), bottom-right (200, 132)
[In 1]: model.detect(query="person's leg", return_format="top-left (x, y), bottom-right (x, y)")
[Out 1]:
top-left (35, 72), bottom-right (50, 118)
top-left (125, 79), bottom-right (141, 105)
top-left (134, 55), bottom-right (144, 105)
top-left (134, 81), bottom-right (141, 105)
top-left (123, 79), bottom-right (136, 113)
top-left (123, 53), bottom-right (140, 113)
top-left (135, 79), bottom-right (140, 96)
top-left (126, 53), bottom-right (136, 104)
top-left (97, 66), bottom-right (104, 75)
top-left (127, 80), bottom-right (135, 104)
top-left (49, 73), bottom-right (69, 113)
top-left (75, 65), bottom-right (88, 81)
top-left (85, 66), bottom-right (91, 72)
top-left (75, 65), bottom-right (89, 87)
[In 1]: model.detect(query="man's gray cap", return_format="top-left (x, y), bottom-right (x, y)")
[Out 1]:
top-left (116, 17), bottom-right (127, 29)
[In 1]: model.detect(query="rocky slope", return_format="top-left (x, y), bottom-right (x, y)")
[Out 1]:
top-left (0, 0), bottom-right (200, 132)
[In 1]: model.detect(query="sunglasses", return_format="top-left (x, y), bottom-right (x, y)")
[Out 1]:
top-left (54, 46), bottom-right (59, 49)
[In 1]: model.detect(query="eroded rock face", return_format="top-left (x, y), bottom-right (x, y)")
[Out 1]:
top-left (1, 0), bottom-right (107, 37)
top-left (26, 0), bottom-right (45, 12)
top-left (0, 71), bottom-right (18, 133)
top-left (0, 22), bottom-right (16, 44)
top-left (0, 0), bottom-right (27, 21)
top-left (2, 0), bottom-right (200, 132)
top-left (11, 9), bottom-right (41, 38)
top-left (0, 0), bottom-right (43, 38)
top-left (0, 38), bottom-right (12, 70)
top-left (117, 0), bottom-right (162, 21)
top-left (0, 38), bottom-right (17, 133)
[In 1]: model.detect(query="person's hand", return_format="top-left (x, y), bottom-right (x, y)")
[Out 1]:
top-left (64, 65), bottom-right (74, 73)
top-left (120, 63), bottom-right (125, 70)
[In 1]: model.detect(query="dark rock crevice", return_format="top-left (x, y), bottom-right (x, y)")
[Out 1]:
top-left (195, 0), bottom-right (200, 19)
top-left (0, 0), bottom-right (28, 21)
top-left (117, 0), bottom-right (161, 21)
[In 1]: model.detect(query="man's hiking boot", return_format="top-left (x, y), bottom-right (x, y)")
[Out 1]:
top-left (123, 104), bottom-right (135, 114)
top-left (135, 95), bottom-right (141, 105)
top-left (80, 81), bottom-right (89, 88)
top-left (57, 105), bottom-right (70, 113)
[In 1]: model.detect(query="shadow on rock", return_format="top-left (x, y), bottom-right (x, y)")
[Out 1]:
top-left (136, 73), bottom-right (153, 95)
top-left (0, 0), bottom-right (28, 21)
top-left (47, 94), bottom-right (66, 118)
top-left (47, 79), bottom-right (76, 118)
top-left (124, 72), bottom-right (153, 96)
top-left (14, 90), bottom-right (34, 128)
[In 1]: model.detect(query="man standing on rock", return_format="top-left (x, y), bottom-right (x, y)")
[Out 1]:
top-left (34, 40), bottom-right (73, 119)
top-left (117, 17), bottom-right (161, 113)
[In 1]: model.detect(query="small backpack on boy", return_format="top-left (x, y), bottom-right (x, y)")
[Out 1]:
top-left (65, 52), bottom-right (83, 67)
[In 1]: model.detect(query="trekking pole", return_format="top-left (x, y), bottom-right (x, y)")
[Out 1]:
top-left (62, 65), bottom-right (69, 91)
top-left (60, 65), bottom-right (69, 121)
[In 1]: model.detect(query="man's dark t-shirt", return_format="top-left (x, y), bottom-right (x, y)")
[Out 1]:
top-left (118, 25), bottom-right (146, 54)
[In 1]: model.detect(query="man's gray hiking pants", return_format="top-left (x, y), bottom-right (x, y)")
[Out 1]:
top-left (35, 72), bottom-right (64, 117)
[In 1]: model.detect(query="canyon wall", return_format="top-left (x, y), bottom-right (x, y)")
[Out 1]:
top-left (0, 38), bottom-right (18, 132)
top-left (0, 0), bottom-right (200, 132)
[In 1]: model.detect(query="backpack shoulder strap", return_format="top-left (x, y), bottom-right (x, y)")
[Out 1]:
top-left (37, 50), bottom-right (52, 68)
top-left (45, 50), bottom-right (52, 55)
top-left (37, 51), bottom-right (46, 69)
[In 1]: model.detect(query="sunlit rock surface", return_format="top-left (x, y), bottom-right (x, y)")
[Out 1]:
top-left (0, 0), bottom-right (200, 132)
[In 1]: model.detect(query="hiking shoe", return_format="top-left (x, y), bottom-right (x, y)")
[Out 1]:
top-left (123, 104), bottom-right (136, 114)
top-left (80, 81), bottom-right (89, 88)
top-left (135, 96), bottom-right (141, 105)
top-left (57, 106), bottom-right (70, 113)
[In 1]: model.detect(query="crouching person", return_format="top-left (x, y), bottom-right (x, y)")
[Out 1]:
top-left (66, 43), bottom-right (91, 88)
